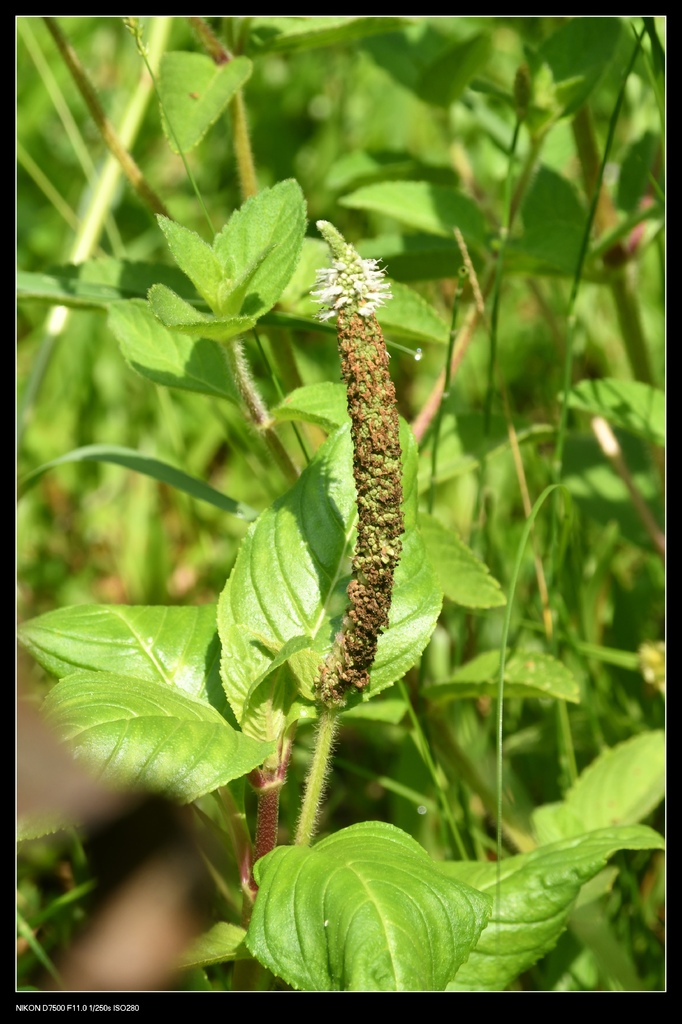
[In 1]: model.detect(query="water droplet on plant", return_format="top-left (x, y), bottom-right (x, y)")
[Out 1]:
top-left (417, 804), bottom-right (427, 815)
top-left (414, 348), bottom-right (423, 362)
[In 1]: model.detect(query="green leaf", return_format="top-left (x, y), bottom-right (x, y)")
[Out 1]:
top-left (247, 821), bottom-right (492, 991)
top-left (340, 697), bottom-right (408, 725)
top-left (148, 283), bottom-right (255, 341)
top-left (212, 179), bottom-right (307, 321)
top-left (416, 33), bottom-right (492, 108)
top-left (376, 280), bottom-right (449, 345)
top-left (508, 165), bottom-right (586, 276)
top-left (18, 446), bottom-right (257, 522)
top-left (357, 233), bottom-right (462, 282)
top-left (108, 300), bottom-right (237, 402)
top-left (155, 216), bottom-right (225, 308)
top-left (419, 410), bottom-right (556, 489)
top-left (18, 605), bottom-right (227, 714)
top-left (419, 512), bottom-right (506, 608)
top-left (272, 382), bottom-right (349, 432)
top-left (566, 378), bottom-right (664, 446)
top-left (340, 181), bottom-right (486, 248)
top-left (445, 825), bottom-right (664, 991)
top-left (563, 432), bottom-right (663, 550)
top-left (617, 130), bottom-right (660, 212)
top-left (17, 261), bottom-right (202, 310)
top-left (179, 922), bottom-right (248, 969)
top-left (532, 731), bottom-right (665, 844)
top-left (245, 17), bottom-right (411, 55)
top-left (218, 421), bottom-right (442, 737)
top-left (17, 812), bottom-right (78, 843)
top-left (158, 52), bottom-right (252, 154)
top-left (535, 17), bottom-right (623, 119)
top-left (42, 673), bottom-right (274, 803)
top-left (327, 150), bottom-right (458, 193)
top-left (428, 649), bottom-right (580, 703)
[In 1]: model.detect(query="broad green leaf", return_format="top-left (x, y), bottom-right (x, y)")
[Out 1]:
top-left (617, 130), bottom-right (660, 212)
top-left (418, 410), bottom-right (556, 489)
top-left (17, 812), bottom-right (77, 843)
top-left (532, 731), bottom-right (665, 845)
top-left (18, 605), bottom-right (227, 714)
top-left (361, 21), bottom-right (485, 102)
top-left (245, 17), bottom-right (411, 55)
top-left (428, 649), bottom-right (580, 703)
top-left (218, 421), bottom-right (442, 738)
top-left (108, 300), bottom-right (237, 402)
top-left (340, 181), bottom-right (486, 248)
top-left (357, 233), bottom-right (462, 282)
top-left (148, 282), bottom-right (255, 341)
top-left (212, 179), bottom-right (307, 321)
top-left (42, 673), bottom-right (273, 803)
top-left (17, 261), bottom-right (201, 310)
top-left (566, 378), bottom-right (664, 446)
top-left (179, 922), bottom-right (248, 969)
top-left (445, 825), bottom-right (664, 991)
top-left (376, 280), bottom-right (449, 345)
top-left (508, 165), bottom-right (586, 276)
top-left (272, 382), bottom-right (349, 433)
top-left (276, 237), bottom-right (328, 311)
top-left (158, 52), bottom-right (252, 153)
top-left (155, 216), bottom-right (225, 308)
top-left (419, 512), bottom-right (506, 608)
top-left (563, 432), bottom-right (663, 551)
top-left (18, 446), bottom-right (257, 522)
top-left (327, 151), bottom-right (458, 193)
top-left (416, 33), bottom-right (492, 108)
top-left (340, 697), bottom-right (408, 724)
top-left (247, 821), bottom-right (492, 991)
top-left (535, 17), bottom-right (623, 120)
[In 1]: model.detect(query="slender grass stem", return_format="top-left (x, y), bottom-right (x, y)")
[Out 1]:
top-left (44, 17), bottom-right (170, 219)
top-left (18, 17), bottom-right (171, 453)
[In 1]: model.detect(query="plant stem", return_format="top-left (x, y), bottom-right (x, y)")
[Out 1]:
top-left (188, 16), bottom-right (230, 64)
top-left (231, 90), bottom-right (259, 200)
top-left (222, 340), bottom-right (300, 483)
top-left (218, 787), bottom-right (255, 907)
top-left (609, 266), bottom-right (655, 385)
top-left (187, 17), bottom-right (259, 204)
top-left (295, 708), bottom-right (339, 846)
top-left (43, 17), bottom-right (170, 219)
top-left (19, 17), bottom-right (171, 453)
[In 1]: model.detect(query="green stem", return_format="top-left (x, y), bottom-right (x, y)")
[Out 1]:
top-left (44, 17), bottom-right (170, 219)
top-left (222, 340), bottom-right (299, 483)
top-left (231, 90), bottom-right (259, 200)
top-left (251, 328), bottom-right (310, 465)
top-left (188, 16), bottom-right (230, 63)
top-left (609, 267), bottom-right (655, 384)
top-left (295, 708), bottom-right (340, 847)
top-left (18, 18), bottom-right (170, 453)
top-left (428, 269), bottom-right (466, 513)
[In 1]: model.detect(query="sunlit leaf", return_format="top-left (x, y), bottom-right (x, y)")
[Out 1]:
top-left (247, 821), bottom-right (492, 991)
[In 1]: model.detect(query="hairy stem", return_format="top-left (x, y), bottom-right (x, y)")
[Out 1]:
top-left (231, 91), bottom-right (259, 201)
top-left (295, 708), bottom-right (340, 847)
top-left (222, 340), bottom-right (299, 483)
top-left (188, 16), bottom-right (230, 63)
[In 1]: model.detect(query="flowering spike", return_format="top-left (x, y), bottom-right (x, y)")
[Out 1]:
top-left (313, 220), bottom-right (392, 325)
top-left (312, 223), bottom-right (403, 707)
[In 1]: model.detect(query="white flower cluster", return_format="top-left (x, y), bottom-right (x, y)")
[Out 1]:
top-left (312, 232), bottom-right (392, 323)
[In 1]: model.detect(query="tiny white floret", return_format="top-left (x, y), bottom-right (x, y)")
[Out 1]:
top-left (313, 221), bottom-right (391, 323)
